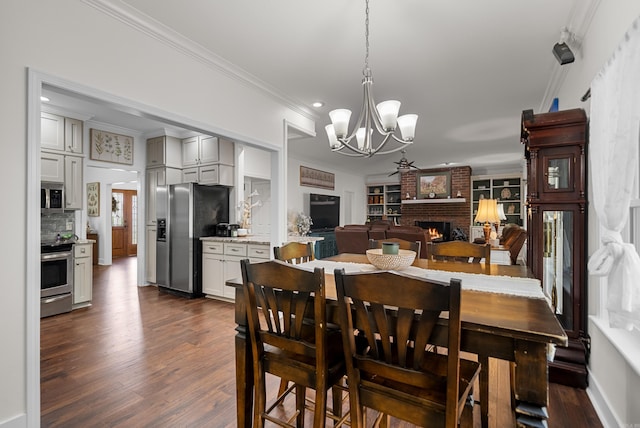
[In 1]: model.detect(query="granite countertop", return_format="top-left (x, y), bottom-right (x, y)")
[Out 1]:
top-left (200, 235), bottom-right (271, 245)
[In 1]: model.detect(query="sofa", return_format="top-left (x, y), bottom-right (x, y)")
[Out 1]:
top-left (335, 222), bottom-right (431, 258)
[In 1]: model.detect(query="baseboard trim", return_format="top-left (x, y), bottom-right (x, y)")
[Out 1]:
top-left (586, 373), bottom-right (622, 428)
top-left (0, 413), bottom-right (27, 428)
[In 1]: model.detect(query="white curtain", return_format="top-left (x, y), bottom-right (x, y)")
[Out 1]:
top-left (588, 17), bottom-right (640, 331)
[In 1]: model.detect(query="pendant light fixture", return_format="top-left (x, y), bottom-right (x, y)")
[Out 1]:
top-left (325, 0), bottom-right (418, 157)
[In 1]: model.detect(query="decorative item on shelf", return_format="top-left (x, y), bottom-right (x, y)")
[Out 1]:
top-left (237, 190), bottom-right (262, 234)
top-left (295, 213), bottom-right (313, 237)
top-left (456, 190), bottom-right (462, 198)
top-left (324, 0), bottom-right (418, 158)
top-left (474, 199), bottom-right (500, 243)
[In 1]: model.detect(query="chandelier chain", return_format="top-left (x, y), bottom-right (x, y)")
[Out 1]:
top-left (364, 0), bottom-right (370, 76)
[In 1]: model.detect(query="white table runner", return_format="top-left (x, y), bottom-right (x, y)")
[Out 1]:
top-left (299, 260), bottom-right (547, 300)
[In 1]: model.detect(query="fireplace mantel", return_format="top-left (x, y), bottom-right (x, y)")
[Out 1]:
top-left (401, 198), bottom-right (466, 204)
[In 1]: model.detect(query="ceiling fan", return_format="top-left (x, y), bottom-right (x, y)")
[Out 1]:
top-left (388, 150), bottom-right (419, 176)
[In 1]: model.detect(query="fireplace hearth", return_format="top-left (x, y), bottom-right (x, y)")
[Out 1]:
top-left (415, 221), bottom-right (452, 242)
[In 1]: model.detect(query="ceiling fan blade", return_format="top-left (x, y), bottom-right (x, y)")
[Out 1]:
top-left (388, 170), bottom-right (399, 177)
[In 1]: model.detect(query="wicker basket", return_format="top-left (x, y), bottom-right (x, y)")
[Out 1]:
top-left (366, 249), bottom-right (416, 270)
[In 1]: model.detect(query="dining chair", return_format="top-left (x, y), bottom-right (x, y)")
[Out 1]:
top-left (428, 241), bottom-right (491, 265)
top-left (368, 237), bottom-right (421, 257)
top-left (334, 269), bottom-right (480, 427)
top-left (274, 241), bottom-right (315, 264)
top-left (241, 259), bottom-right (348, 428)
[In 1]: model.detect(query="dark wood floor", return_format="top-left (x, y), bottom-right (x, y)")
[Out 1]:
top-left (41, 257), bottom-right (603, 427)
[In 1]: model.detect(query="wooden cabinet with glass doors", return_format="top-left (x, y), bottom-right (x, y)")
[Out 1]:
top-left (522, 108), bottom-right (588, 388)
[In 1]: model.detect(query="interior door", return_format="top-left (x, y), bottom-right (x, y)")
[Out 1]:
top-left (112, 190), bottom-right (138, 258)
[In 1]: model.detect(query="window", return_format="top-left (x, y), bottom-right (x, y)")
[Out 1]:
top-left (112, 193), bottom-right (123, 226)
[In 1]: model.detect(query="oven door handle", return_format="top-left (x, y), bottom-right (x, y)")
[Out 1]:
top-left (41, 252), bottom-right (72, 260)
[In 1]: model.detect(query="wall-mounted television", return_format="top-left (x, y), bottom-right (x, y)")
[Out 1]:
top-left (309, 193), bottom-right (340, 232)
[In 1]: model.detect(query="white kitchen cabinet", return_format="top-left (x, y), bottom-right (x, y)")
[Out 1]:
top-left (41, 113), bottom-right (83, 154)
top-left (182, 136), bottom-right (235, 167)
top-left (182, 164), bottom-right (234, 186)
top-left (73, 243), bottom-right (93, 307)
top-left (145, 226), bottom-right (157, 283)
top-left (145, 166), bottom-right (182, 225)
top-left (201, 241), bottom-right (270, 300)
top-left (146, 135), bottom-right (182, 168)
top-left (64, 155), bottom-right (83, 210)
top-left (41, 112), bottom-right (65, 152)
top-left (41, 152), bottom-right (65, 183)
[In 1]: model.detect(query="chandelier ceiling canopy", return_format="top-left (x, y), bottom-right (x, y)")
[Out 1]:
top-left (325, 0), bottom-right (418, 158)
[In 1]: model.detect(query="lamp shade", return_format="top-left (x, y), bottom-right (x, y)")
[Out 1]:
top-left (325, 124), bottom-right (340, 149)
top-left (475, 199), bottom-right (501, 224)
top-left (329, 109), bottom-right (352, 138)
top-left (376, 100), bottom-right (401, 131)
top-left (397, 114), bottom-right (418, 141)
top-left (497, 203), bottom-right (507, 221)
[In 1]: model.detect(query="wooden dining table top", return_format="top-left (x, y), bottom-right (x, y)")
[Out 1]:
top-left (305, 253), bottom-right (567, 346)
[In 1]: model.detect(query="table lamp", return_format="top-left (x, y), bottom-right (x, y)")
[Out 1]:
top-left (475, 199), bottom-right (500, 243)
top-left (496, 203), bottom-right (507, 234)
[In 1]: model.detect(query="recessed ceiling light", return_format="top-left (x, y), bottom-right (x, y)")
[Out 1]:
top-left (40, 96), bottom-right (50, 102)
top-left (312, 101), bottom-right (324, 108)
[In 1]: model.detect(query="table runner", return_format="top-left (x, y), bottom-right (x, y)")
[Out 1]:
top-left (299, 260), bottom-right (547, 300)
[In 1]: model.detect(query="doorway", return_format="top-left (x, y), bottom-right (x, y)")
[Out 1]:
top-left (111, 189), bottom-right (138, 258)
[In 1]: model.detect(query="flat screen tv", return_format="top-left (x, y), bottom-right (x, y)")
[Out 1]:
top-left (309, 193), bottom-right (340, 232)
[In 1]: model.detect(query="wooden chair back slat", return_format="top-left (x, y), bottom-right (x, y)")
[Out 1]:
top-left (428, 241), bottom-right (491, 265)
top-left (273, 242), bottom-right (315, 264)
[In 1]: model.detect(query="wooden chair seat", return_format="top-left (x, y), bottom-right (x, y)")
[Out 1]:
top-left (334, 269), bottom-right (481, 428)
top-left (428, 241), bottom-right (491, 265)
top-left (241, 259), bottom-right (347, 427)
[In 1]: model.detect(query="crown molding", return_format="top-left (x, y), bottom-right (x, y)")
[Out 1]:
top-left (82, 0), bottom-right (317, 122)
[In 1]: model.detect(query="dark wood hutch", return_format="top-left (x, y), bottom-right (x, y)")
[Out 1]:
top-left (521, 108), bottom-right (589, 388)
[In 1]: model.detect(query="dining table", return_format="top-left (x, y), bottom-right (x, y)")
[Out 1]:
top-left (226, 253), bottom-right (568, 428)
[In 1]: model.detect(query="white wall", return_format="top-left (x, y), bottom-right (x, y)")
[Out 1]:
top-left (552, 2), bottom-right (640, 427)
top-left (287, 155), bottom-right (367, 231)
top-left (0, 0), bottom-right (313, 426)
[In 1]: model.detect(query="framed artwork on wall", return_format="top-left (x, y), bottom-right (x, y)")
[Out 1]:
top-left (299, 165), bottom-right (335, 190)
top-left (417, 171), bottom-right (451, 199)
top-left (87, 182), bottom-right (100, 216)
top-left (90, 129), bottom-right (134, 165)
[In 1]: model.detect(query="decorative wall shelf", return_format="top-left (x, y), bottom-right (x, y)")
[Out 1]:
top-left (401, 198), bottom-right (466, 204)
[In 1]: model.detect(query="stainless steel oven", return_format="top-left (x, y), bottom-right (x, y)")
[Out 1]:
top-left (41, 243), bottom-right (73, 317)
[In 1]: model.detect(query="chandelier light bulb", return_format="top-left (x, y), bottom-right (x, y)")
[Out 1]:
top-left (325, 124), bottom-right (340, 149)
top-left (376, 100), bottom-right (401, 131)
top-left (397, 114), bottom-right (418, 142)
top-left (329, 109), bottom-right (352, 138)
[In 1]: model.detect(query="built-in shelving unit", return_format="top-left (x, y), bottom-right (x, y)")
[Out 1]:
top-left (471, 174), bottom-right (523, 227)
top-left (367, 184), bottom-right (402, 223)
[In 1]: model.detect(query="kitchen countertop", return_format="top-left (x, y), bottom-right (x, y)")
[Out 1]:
top-left (200, 235), bottom-right (271, 245)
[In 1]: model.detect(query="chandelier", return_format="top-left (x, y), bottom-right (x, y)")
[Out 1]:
top-left (325, 0), bottom-right (418, 157)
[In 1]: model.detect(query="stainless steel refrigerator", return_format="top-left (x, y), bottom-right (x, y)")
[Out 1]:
top-left (156, 182), bottom-right (229, 296)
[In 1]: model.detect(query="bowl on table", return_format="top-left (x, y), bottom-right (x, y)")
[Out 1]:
top-left (366, 248), bottom-right (416, 270)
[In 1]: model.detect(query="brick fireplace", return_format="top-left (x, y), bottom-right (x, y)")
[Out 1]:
top-left (400, 166), bottom-right (472, 238)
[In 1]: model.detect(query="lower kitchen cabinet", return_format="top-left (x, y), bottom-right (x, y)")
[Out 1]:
top-left (73, 242), bottom-right (92, 308)
top-left (202, 241), bottom-right (270, 300)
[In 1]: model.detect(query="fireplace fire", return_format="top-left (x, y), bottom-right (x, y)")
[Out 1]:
top-left (415, 221), bottom-right (452, 242)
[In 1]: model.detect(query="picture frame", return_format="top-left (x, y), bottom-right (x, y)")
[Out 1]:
top-left (87, 182), bottom-right (100, 216)
top-left (299, 165), bottom-right (335, 190)
top-left (90, 128), bottom-right (134, 165)
top-left (417, 171), bottom-right (451, 199)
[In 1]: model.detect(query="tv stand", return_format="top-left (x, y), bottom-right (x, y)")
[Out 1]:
top-left (309, 230), bottom-right (337, 259)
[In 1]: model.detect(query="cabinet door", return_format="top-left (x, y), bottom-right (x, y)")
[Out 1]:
top-left (223, 255), bottom-right (243, 300)
top-left (41, 152), bottom-right (65, 183)
top-left (202, 253), bottom-right (224, 296)
top-left (199, 136), bottom-right (219, 165)
top-left (182, 136), bottom-right (199, 166)
top-left (146, 168), bottom-right (159, 225)
top-left (538, 146), bottom-right (584, 202)
top-left (145, 226), bottom-right (156, 283)
top-left (41, 112), bottom-right (65, 151)
top-left (146, 136), bottom-right (165, 167)
top-left (64, 156), bottom-right (83, 210)
top-left (64, 118), bottom-right (83, 154)
top-left (73, 248), bottom-right (92, 305)
top-left (198, 165), bottom-right (219, 184)
top-left (182, 167), bottom-right (199, 183)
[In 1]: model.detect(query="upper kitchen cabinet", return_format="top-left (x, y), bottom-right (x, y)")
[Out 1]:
top-left (182, 136), bottom-right (234, 167)
top-left (64, 155), bottom-right (83, 210)
top-left (41, 112), bottom-right (83, 154)
top-left (146, 135), bottom-right (182, 168)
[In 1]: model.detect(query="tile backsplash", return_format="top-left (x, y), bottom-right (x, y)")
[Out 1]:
top-left (41, 212), bottom-right (75, 242)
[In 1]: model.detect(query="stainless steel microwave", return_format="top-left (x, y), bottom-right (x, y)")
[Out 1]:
top-left (41, 182), bottom-right (64, 214)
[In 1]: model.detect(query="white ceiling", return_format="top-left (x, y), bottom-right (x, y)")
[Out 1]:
top-left (43, 0), bottom-right (591, 176)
